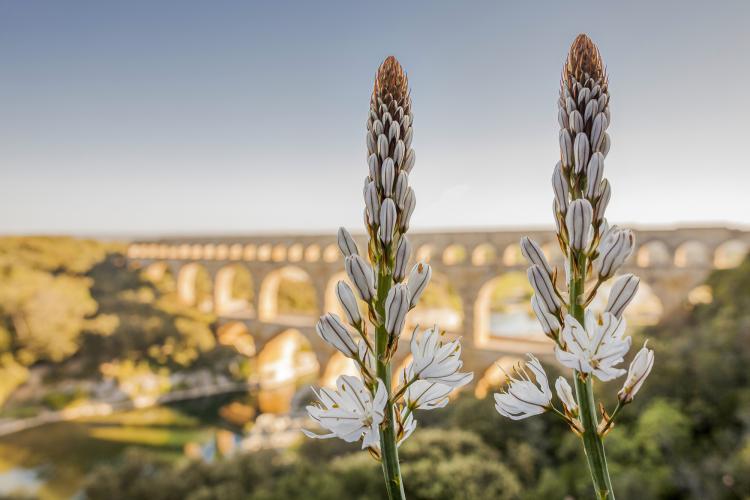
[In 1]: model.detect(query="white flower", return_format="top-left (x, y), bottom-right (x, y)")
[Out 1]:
top-left (555, 311), bottom-right (631, 381)
top-left (555, 376), bottom-right (578, 415)
top-left (405, 380), bottom-right (453, 410)
top-left (407, 327), bottom-right (473, 388)
top-left (618, 342), bottom-right (655, 403)
top-left (303, 375), bottom-right (386, 449)
top-left (379, 198), bottom-right (397, 245)
top-left (494, 354), bottom-right (552, 420)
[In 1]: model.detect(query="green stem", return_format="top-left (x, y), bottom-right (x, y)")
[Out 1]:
top-left (569, 253), bottom-right (615, 500)
top-left (374, 263), bottom-right (406, 500)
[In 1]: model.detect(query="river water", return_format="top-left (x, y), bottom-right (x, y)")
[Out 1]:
top-left (0, 392), bottom-right (257, 499)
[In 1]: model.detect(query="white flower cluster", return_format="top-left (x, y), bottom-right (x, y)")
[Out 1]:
top-left (304, 57), bottom-right (471, 452)
top-left (495, 37), bottom-right (654, 426)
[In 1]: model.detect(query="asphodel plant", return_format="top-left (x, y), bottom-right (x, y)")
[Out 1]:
top-left (303, 56), bottom-right (473, 500)
top-left (493, 34), bottom-right (654, 499)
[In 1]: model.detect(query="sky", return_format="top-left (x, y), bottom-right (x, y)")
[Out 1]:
top-left (1, 0), bottom-right (749, 236)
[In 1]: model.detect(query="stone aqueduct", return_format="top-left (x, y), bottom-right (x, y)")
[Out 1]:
top-left (128, 226), bottom-right (750, 408)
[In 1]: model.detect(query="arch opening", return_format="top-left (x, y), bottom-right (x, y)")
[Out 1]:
top-left (177, 263), bottom-right (214, 312)
top-left (256, 329), bottom-right (319, 413)
top-left (474, 272), bottom-right (546, 346)
top-left (321, 352), bottom-right (359, 388)
top-left (214, 264), bottom-right (255, 318)
top-left (714, 239), bottom-right (749, 269)
top-left (472, 243), bottom-right (496, 266)
top-left (442, 244), bottom-right (467, 265)
top-left (674, 241), bottom-right (710, 268)
top-left (637, 241), bottom-right (671, 267)
top-left (258, 266), bottom-right (318, 325)
top-left (408, 273), bottom-right (463, 332)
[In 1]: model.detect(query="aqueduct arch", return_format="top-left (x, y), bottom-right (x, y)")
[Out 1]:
top-left (258, 266), bottom-right (318, 324)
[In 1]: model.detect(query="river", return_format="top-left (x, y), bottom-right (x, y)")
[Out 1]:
top-left (0, 392), bottom-right (259, 499)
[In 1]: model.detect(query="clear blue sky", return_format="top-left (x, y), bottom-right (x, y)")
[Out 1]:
top-left (2, 0), bottom-right (749, 236)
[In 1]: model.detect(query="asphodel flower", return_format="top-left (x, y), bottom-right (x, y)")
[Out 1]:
top-left (305, 56), bottom-right (471, 499)
top-left (494, 354), bottom-right (552, 420)
top-left (303, 376), bottom-right (386, 449)
top-left (555, 311), bottom-right (631, 381)
top-left (406, 327), bottom-right (473, 388)
top-left (494, 34), bottom-right (654, 499)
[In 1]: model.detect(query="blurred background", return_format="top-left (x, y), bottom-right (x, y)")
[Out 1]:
top-left (1, 1), bottom-right (749, 499)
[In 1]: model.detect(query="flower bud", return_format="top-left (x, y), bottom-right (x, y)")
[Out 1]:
top-left (584, 99), bottom-right (598, 123)
top-left (577, 87), bottom-right (590, 107)
top-left (377, 133), bottom-right (389, 161)
top-left (316, 313), bottom-right (358, 358)
top-left (531, 294), bottom-right (560, 336)
top-left (381, 158), bottom-right (395, 197)
top-left (404, 127), bottom-right (413, 151)
top-left (600, 132), bottom-right (611, 157)
top-left (367, 154), bottom-right (380, 182)
top-left (393, 140), bottom-right (405, 166)
top-left (337, 227), bottom-right (359, 257)
top-left (393, 236), bottom-right (412, 282)
top-left (395, 172), bottom-right (409, 209)
top-left (559, 130), bottom-right (573, 169)
top-left (385, 283), bottom-right (410, 335)
top-left (565, 199), bottom-right (593, 251)
top-left (379, 198), bottom-right (397, 245)
top-left (591, 113), bottom-right (607, 152)
top-left (618, 342), bottom-right (654, 404)
top-left (366, 131), bottom-right (376, 155)
top-left (407, 262), bottom-right (431, 308)
top-left (594, 179), bottom-right (611, 222)
top-left (552, 162), bottom-right (569, 213)
top-left (388, 120), bottom-right (400, 142)
top-left (345, 254), bottom-right (376, 301)
top-left (569, 110), bottom-right (583, 134)
top-left (400, 188), bottom-right (416, 232)
top-left (403, 148), bottom-right (415, 173)
top-left (364, 181), bottom-right (379, 226)
top-left (585, 153), bottom-right (604, 199)
top-left (558, 108), bottom-right (569, 129)
top-left (593, 227), bottom-right (635, 279)
top-left (336, 281), bottom-right (361, 326)
top-left (520, 237), bottom-right (553, 275)
top-left (605, 274), bottom-right (640, 319)
top-left (527, 264), bottom-right (561, 313)
top-left (574, 132), bottom-right (590, 174)
top-left (555, 376), bottom-right (578, 415)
